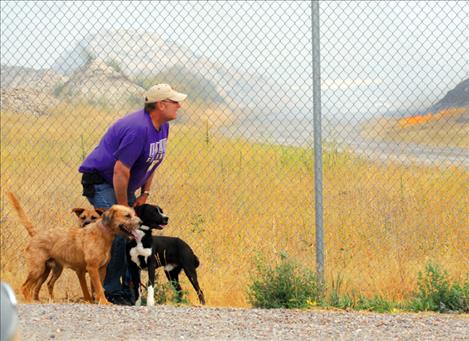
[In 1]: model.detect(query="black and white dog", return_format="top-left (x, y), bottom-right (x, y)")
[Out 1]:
top-left (128, 204), bottom-right (205, 306)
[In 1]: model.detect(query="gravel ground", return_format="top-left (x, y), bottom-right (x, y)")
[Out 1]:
top-left (15, 304), bottom-right (469, 340)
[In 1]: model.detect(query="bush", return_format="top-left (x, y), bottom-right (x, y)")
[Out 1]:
top-left (407, 262), bottom-right (468, 313)
top-left (247, 251), bottom-right (319, 309)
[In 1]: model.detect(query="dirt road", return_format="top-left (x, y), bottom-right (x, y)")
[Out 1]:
top-left (16, 304), bottom-right (468, 340)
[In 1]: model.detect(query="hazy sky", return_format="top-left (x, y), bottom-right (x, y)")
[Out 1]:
top-left (1, 1), bottom-right (468, 117)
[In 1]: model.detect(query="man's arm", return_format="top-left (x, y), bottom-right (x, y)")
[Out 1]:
top-left (133, 171), bottom-right (155, 207)
top-left (113, 160), bottom-right (131, 206)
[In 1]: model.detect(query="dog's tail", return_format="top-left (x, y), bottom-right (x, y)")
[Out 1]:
top-left (7, 192), bottom-right (36, 236)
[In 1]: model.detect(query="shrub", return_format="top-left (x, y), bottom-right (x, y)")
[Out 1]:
top-left (247, 251), bottom-right (319, 309)
top-left (407, 262), bottom-right (469, 313)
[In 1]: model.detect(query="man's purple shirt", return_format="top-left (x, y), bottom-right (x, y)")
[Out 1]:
top-left (79, 109), bottom-right (169, 193)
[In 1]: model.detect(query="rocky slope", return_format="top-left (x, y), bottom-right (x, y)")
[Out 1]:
top-left (428, 78), bottom-right (469, 113)
top-left (50, 29), bottom-right (283, 115)
top-left (1, 29), bottom-right (281, 117)
top-left (427, 78), bottom-right (469, 124)
top-left (0, 87), bottom-right (60, 116)
top-left (0, 59), bottom-right (145, 114)
top-left (0, 65), bottom-right (64, 116)
top-left (0, 64), bottom-right (67, 93)
top-left (55, 58), bottom-right (145, 106)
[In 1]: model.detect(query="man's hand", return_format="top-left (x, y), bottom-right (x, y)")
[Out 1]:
top-left (133, 173), bottom-right (155, 207)
top-left (133, 194), bottom-right (148, 207)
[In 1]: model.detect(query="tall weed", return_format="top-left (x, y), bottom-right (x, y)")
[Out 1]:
top-left (407, 262), bottom-right (468, 313)
top-left (247, 252), bottom-right (319, 309)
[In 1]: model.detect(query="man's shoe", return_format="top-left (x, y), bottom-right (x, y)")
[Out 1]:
top-left (105, 293), bottom-right (133, 306)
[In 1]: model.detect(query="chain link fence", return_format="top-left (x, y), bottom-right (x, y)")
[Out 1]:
top-left (1, 1), bottom-right (468, 306)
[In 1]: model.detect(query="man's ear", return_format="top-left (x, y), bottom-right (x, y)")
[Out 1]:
top-left (156, 101), bottom-right (166, 110)
top-left (72, 208), bottom-right (85, 217)
top-left (95, 208), bottom-right (105, 216)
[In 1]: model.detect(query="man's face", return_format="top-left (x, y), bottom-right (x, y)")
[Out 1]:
top-left (159, 99), bottom-right (181, 121)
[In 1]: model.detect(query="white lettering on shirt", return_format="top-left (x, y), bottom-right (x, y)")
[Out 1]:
top-left (146, 139), bottom-right (167, 172)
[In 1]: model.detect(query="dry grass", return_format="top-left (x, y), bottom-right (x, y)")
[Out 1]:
top-left (1, 106), bottom-right (468, 307)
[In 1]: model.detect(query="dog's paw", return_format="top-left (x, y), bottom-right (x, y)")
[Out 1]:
top-left (147, 286), bottom-right (155, 306)
top-left (147, 296), bottom-right (155, 306)
top-left (135, 297), bottom-right (142, 306)
top-left (98, 297), bottom-right (111, 305)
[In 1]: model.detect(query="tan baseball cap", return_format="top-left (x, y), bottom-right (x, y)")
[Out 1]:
top-left (144, 84), bottom-right (187, 103)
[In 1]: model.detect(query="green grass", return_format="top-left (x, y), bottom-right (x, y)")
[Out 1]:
top-left (248, 256), bottom-right (467, 313)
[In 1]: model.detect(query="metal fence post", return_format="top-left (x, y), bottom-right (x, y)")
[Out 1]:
top-left (311, 0), bottom-right (325, 288)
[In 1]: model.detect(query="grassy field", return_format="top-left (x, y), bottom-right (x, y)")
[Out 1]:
top-left (1, 106), bottom-right (468, 307)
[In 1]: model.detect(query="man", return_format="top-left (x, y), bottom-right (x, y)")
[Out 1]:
top-left (79, 83), bottom-right (186, 305)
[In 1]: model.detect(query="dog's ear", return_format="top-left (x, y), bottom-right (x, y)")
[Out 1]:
top-left (102, 208), bottom-right (114, 225)
top-left (95, 208), bottom-right (105, 216)
top-left (72, 208), bottom-right (85, 217)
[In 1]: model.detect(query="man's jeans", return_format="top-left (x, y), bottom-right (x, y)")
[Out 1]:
top-left (85, 182), bottom-right (136, 296)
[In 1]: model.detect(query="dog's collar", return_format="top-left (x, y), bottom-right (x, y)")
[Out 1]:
top-left (139, 225), bottom-right (150, 231)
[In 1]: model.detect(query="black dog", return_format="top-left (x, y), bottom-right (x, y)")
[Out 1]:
top-left (128, 204), bottom-right (205, 306)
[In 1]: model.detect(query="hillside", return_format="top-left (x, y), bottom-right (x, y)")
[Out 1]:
top-left (398, 78), bottom-right (468, 126)
top-left (1, 29), bottom-right (286, 120)
top-left (55, 58), bottom-right (145, 107)
top-left (50, 29), bottom-right (283, 115)
top-left (0, 65), bottom-right (65, 116)
top-left (0, 64), bottom-right (67, 93)
top-left (362, 78), bottom-right (468, 148)
top-left (0, 87), bottom-right (60, 116)
top-left (429, 78), bottom-right (469, 114)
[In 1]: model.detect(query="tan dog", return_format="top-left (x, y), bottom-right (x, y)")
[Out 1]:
top-left (7, 193), bottom-right (106, 300)
top-left (72, 207), bottom-right (105, 227)
top-left (39, 207), bottom-right (106, 300)
top-left (7, 192), bottom-right (59, 300)
top-left (8, 193), bottom-right (141, 304)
